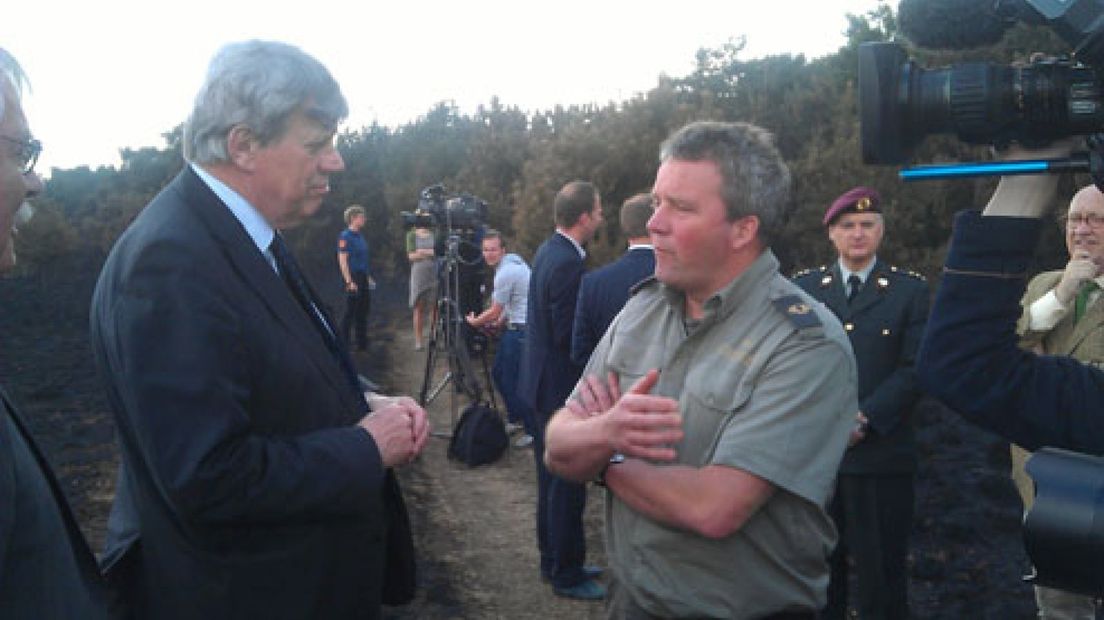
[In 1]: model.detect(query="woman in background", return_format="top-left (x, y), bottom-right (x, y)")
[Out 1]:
top-left (407, 226), bottom-right (436, 350)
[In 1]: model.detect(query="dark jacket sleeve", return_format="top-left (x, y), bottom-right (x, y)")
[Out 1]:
top-left (92, 238), bottom-right (385, 526)
top-left (917, 210), bottom-right (1104, 454)
top-left (571, 274), bottom-right (598, 367)
top-left (0, 401), bottom-right (13, 576)
top-left (861, 280), bottom-right (929, 435)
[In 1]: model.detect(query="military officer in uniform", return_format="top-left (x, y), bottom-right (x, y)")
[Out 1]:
top-left (793, 186), bottom-right (930, 620)
top-left (1009, 184), bottom-right (1104, 620)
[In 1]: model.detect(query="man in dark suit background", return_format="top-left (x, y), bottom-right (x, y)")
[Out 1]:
top-left (0, 46), bottom-right (108, 619)
top-left (571, 192), bottom-right (656, 366)
top-left (89, 40), bottom-right (429, 619)
top-left (793, 187), bottom-right (929, 620)
top-left (519, 180), bottom-right (605, 600)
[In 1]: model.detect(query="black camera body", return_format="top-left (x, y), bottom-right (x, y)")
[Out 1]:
top-left (400, 184), bottom-right (488, 233)
top-left (860, 0), bottom-right (1104, 164)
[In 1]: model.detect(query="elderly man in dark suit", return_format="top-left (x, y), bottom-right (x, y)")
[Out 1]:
top-left (89, 41), bottom-right (428, 619)
top-left (571, 192), bottom-right (656, 366)
top-left (0, 48), bottom-right (108, 618)
top-left (519, 180), bottom-right (605, 600)
top-left (793, 187), bottom-right (929, 620)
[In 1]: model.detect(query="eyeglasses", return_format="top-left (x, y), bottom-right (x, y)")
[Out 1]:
top-left (1060, 212), bottom-right (1104, 230)
top-left (0, 135), bottom-right (42, 174)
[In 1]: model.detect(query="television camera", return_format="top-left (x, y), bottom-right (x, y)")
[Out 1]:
top-left (402, 185), bottom-right (496, 429)
top-left (860, 0), bottom-right (1104, 186)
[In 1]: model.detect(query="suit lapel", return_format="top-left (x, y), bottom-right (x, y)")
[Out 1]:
top-left (0, 389), bottom-right (103, 580)
top-left (823, 264), bottom-right (851, 319)
top-left (1064, 291), bottom-right (1104, 354)
top-left (179, 170), bottom-right (359, 415)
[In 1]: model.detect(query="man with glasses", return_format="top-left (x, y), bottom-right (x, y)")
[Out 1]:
top-left (0, 47), bottom-right (108, 617)
top-left (1008, 183), bottom-right (1104, 619)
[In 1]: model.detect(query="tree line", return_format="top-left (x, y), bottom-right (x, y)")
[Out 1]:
top-left (15, 4), bottom-right (1079, 290)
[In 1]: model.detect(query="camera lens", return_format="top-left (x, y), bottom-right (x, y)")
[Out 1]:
top-left (859, 42), bottom-right (1104, 164)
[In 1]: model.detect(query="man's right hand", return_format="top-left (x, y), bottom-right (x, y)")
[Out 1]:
top-left (571, 369), bottom-right (684, 462)
top-left (1055, 250), bottom-right (1100, 306)
top-left (357, 397), bottom-right (429, 468)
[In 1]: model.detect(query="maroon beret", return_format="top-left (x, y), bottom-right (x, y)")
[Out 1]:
top-left (824, 186), bottom-right (881, 226)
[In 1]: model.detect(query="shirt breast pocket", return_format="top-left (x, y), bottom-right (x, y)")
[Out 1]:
top-left (681, 375), bottom-right (753, 467)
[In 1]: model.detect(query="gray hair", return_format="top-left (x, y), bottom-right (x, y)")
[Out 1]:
top-left (0, 47), bottom-right (29, 122)
top-left (184, 40), bottom-right (348, 164)
top-left (659, 121), bottom-right (792, 245)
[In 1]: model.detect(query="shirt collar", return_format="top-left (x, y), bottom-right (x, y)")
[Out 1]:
top-left (556, 230), bottom-right (586, 259)
top-left (628, 243), bottom-right (654, 251)
top-left (661, 249), bottom-right (779, 324)
top-left (191, 163), bottom-right (276, 268)
top-left (838, 256), bottom-right (877, 285)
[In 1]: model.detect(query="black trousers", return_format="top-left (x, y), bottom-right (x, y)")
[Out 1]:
top-left (341, 271), bottom-right (370, 350)
top-left (823, 473), bottom-right (915, 620)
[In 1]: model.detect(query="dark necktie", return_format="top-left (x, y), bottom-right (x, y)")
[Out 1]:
top-left (270, 233), bottom-right (368, 415)
top-left (847, 274), bottom-right (863, 303)
top-left (1075, 280), bottom-right (1101, 323)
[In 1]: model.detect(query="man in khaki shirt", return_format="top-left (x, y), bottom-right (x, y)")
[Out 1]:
top-left (545, 121), bottom-right (856, 619)
top-left (1012, 184), bottom-right (1104, 620)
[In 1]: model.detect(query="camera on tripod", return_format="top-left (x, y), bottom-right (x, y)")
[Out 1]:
top-left (400, 184), bottom-right (488, 237)
top-left (859, 0), bottom-right (1104, 168)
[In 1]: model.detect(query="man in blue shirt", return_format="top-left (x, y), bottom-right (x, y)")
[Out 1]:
top-left (338, 204), bottom-right (373, 351)
top-left (466, 229), bottom-right (533, 445)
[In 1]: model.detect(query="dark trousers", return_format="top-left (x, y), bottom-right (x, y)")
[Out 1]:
top-left (823, 473), bottom-right (914, 620)
top-left (492, 328), bottom-right (532, 427)
top-left (340, 271), bottom-right (370, 350)
top-left (529, 408), bottom-right (588, 589)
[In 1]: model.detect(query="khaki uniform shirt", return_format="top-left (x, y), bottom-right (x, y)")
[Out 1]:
top-left (579, 250), bottom-right (857, 618)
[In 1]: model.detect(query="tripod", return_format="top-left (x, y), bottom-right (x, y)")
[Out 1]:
top-left (418, 233), bottom-right (496, 434)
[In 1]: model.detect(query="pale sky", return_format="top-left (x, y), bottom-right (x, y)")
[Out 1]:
top-left (3, 0), bottom-right (888, 172)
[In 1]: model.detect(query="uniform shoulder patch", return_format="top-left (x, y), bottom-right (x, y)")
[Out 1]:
top-left (889, 265), bottom-right (926, 282)
top-left (790, 265), bottom-right (827, 280)
top-left (629, 275), bottom-right (659, 296)
top-left (771, 295), bottom-right (822, 329)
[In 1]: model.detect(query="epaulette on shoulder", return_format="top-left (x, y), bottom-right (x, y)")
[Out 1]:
top-left (888, 265), bottom-right (927, 282)
top-left (791, 265), bottom-right (827, 280)
top-left (629, 275), bottom-right (659, 297)
top-left (771, 294), bottom-right (822, 329)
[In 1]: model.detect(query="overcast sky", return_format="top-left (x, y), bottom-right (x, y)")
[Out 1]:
top-left (3, 0), bottom-right (888, 172)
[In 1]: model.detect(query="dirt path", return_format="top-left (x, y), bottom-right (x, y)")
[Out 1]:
top-left (365, 313), bottom-right (608, 619)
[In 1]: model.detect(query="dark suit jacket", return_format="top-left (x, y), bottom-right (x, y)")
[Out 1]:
top-left (0, 389), bottom-right (107, 618)
top-left (90, 168), bottom-right (401, 619)
top-left (520, 232), bottom-right (587, 416)
top-left (919, 210), bottom-right (1104, 454)
top-left (570, 247), bottom-right (655, 367)
top-left (794, 260), bottom-right (929, 473)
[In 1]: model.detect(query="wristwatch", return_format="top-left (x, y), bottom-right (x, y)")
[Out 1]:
top-left (594, 452), bottom-right (626, 487)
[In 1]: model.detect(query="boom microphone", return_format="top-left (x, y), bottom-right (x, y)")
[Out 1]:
top-left (898, 0), bottom-right (1016, 49)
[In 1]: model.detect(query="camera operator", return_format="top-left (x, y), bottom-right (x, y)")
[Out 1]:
top-left (465, 229), bottom-right (534, 447)
top-left (916, 138), bottom-right (1104, 455)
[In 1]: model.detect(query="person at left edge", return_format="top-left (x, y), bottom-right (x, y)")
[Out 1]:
top-left (339, 203), bottom-right (374, 352)
top-left (0, 46), bottom-right (109, 619)
top-left (89, 40), bottom-right (429, 619)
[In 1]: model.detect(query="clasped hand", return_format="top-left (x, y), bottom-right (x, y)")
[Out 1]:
top-left (567, 369), bottom-right (684, 462)
top-left (358, 395), bottom-right (430, 468)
